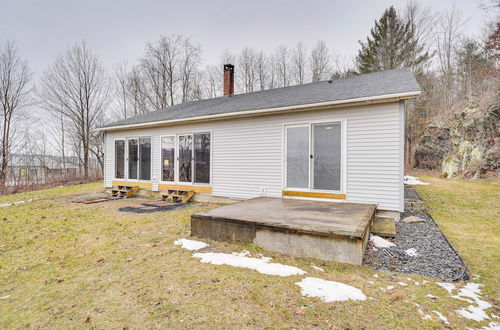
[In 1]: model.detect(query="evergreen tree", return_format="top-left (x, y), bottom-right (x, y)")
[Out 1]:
top-left (356, 6), bottom-right (429, 73)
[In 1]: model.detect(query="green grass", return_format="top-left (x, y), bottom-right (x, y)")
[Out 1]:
top-left (0, 179), bottom-right (498, 329)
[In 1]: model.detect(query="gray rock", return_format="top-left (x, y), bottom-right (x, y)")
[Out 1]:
top-left (414, 104), bottom-right (499, 178)
top-left (402, 216), bottom-right (426, 223)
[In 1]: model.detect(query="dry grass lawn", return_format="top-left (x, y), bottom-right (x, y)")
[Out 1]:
top-left (0, 179), bottom-right (498, 329)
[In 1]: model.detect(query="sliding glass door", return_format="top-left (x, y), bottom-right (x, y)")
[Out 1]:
top-left (285, 122), bottom-right (342, 191)
top-left (174, 132), bottom-right (211, 184)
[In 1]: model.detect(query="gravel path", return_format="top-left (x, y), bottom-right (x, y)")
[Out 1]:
top-left (363, 188), bottom-right (467, 281)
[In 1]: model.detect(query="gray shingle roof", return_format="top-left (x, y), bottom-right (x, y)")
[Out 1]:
top-left (102, 68), bottom-right (420, 129)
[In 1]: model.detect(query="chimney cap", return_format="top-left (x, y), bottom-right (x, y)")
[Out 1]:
top-left (224, 64), bottom-right (234, 70)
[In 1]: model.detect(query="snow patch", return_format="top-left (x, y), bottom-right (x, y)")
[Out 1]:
top-left (457, 305), bottom-right (490, 322)
top-left (405, 248), bottom-right (418, 257)
top-left (174, 238), bottom-right (208, 251)
top-left (295, 277), bottom-right (366, 302)
top-left (311, 265), bottom-right (324, 272)
top-left (437, 282), bottom-right (493, 322)
top-left (480, 322), bottom-right (500, 330)
top-left (386, 285), bottom-right (395, 290)
top-left (436, 282), bottom-right (456, 294)
top-left (397, 282), bottom-right (408, 286)
top-left (192, 252), bottom-right (306, 277)
top-left (404, 175), bottom-right (430, 186)
top-left (370, 235), bottom-right (395, 248)
top-left (417, 308), bottom-right (432, 320)
top-left (433, 311), bottom-right (449, 325)
top-left (0, 198), bottom-right (36, 208)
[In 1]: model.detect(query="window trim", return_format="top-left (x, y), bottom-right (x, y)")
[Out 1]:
top-left (282, 119), bottom-right (346, 194)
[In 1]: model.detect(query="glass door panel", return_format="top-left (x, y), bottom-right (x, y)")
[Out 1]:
top-left (194, 132), bottom-right (210, 184)
top-left (115, 140), bottom-right (125, 179)
top-left (139, 137), bottom-right (151, 180)
top-left (161, 136), bottom-right (175, 181)
top-left (178, 135), bottom-right (193, 183)
top-left (312, 123), bottom-right (341, 190)
top-left (127, 138), bottom-right (138, 179)
top-left (286, 126), bottom-right (309, 188)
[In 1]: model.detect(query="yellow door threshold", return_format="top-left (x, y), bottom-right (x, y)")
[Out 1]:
top-left (282, 190), bottom-right (346, 200)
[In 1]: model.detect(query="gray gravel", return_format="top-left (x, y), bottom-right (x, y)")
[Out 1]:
top-left (363, 188), bottom-right (467, 281)
top-left (404, 187), bottom-right (420, 201)
top-left (118, 203), bottom-right (186, 214)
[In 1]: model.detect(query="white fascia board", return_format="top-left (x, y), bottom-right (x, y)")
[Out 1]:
top-left (98, 90), bottom-right (421, 132)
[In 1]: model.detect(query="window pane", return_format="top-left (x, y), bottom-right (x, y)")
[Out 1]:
top-left (286, 126), bottom-right (309, 188)
top-left (194, 133), bottom-right (210, 184)
top-left (128, 139), bottom-right (138, 179)
top-left (313, 123), bottom-right (341, 190)
top-left (115, 140), bottom-right (125, 179)
top-left (161, 136), bottom-right (175, 181)
top-left (139, 137), bottom-right (151, 180)
top-left (178, 135), bottom-right (192, 182)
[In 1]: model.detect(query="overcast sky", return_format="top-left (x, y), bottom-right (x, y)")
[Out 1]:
top-left (0, 0), bottom-right (490, 79)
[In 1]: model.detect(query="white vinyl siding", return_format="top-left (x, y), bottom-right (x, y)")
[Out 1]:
top-left (104, 102), bottom-right (404, 211)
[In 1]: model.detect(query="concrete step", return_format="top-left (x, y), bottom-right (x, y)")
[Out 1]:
top-left (376, 210), bottom-right (400, 222)
top-left (371, 216), bottom-right (396, 237)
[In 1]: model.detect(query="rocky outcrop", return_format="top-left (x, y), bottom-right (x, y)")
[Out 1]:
top-left (414, 104), bottom-right (499, 178)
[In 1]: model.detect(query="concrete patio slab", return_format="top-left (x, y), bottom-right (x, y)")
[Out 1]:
top-left (191, 197), bottom-right (377, 264)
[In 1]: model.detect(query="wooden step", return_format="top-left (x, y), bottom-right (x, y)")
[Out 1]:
top-left (160, 189), bottom-right (194, 203)
top-left (110, 185), bottom-right (140, 198)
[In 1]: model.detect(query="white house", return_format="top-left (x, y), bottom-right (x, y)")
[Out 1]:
top-left (99, 66), bottom-right (420, 212)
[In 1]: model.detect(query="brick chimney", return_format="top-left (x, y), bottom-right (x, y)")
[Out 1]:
top-left (223, 64), bottom-right (234, 96)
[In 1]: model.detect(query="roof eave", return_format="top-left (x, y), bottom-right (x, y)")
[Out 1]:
top-left (97, 90), bottom-right (421, 132)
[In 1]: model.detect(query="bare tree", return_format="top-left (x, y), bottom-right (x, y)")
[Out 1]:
top-left (38, 41), bottom-right (110, 179)
top-left (331, 53), bottom-right (355, 78)
top-left (114, 61), bottom-right (131, 119)
top-left (238, 47), bottom-right (257, 93)
top-left (402, 0), bottom-right (437, 72)
top-left (274, 45), bottom-right (292, 87)
top-left (141, 35), bottom-right (182, 108)
top-left (310, 40), bottom-right (331, 82)
top-left (179, 38), bottom-right (201, 102)
top-left (255, 51), bottom-right (268, 91)
top-left (292, 42), bottom-right (307, 84)
top-left (432, 5), bottom-right (467, 111)
top-left (203, 65), bottom-right (222, 98)
top-left (0, 41), bottom-right (31, 193)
